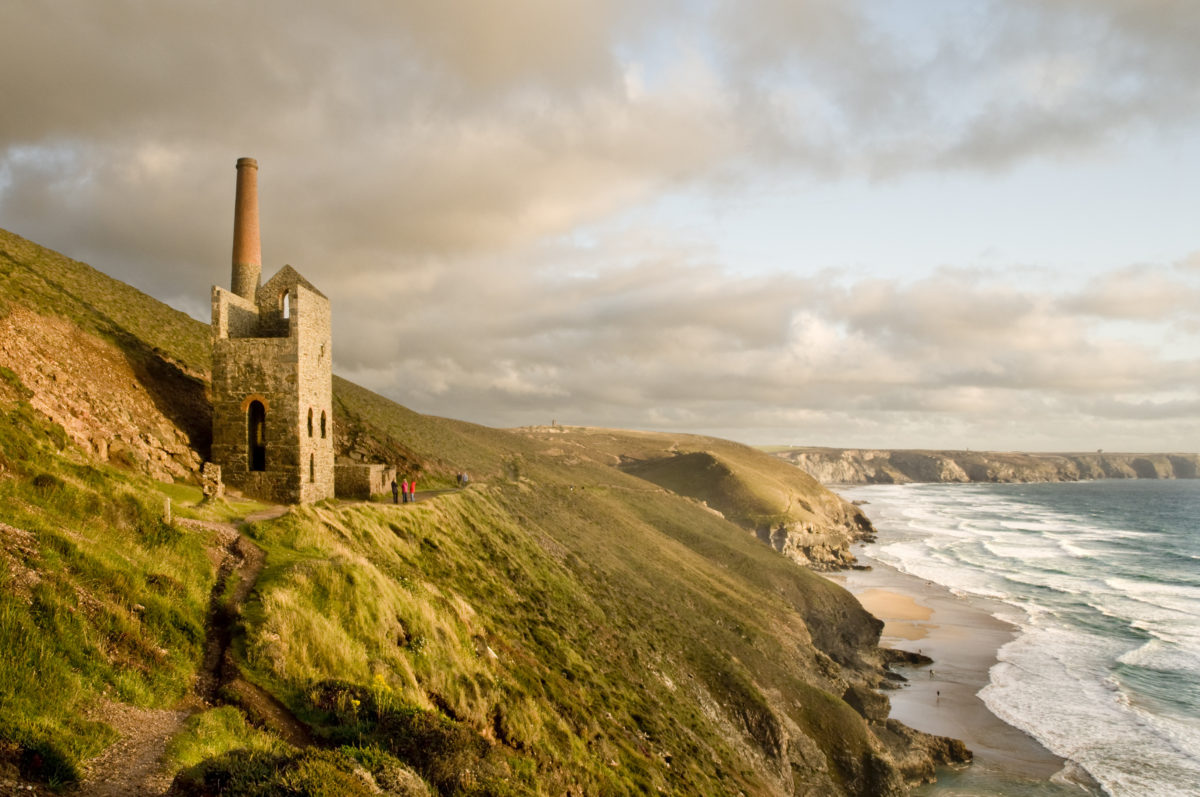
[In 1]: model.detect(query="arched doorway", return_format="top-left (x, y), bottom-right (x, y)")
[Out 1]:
top-left (248, 400), bottom-right (266, 471)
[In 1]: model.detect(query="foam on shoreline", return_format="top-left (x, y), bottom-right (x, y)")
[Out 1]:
top-left (828, 549), bottom-right (1102, 795)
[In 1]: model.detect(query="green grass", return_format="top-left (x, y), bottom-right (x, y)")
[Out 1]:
top-left (170, 747), bottom-right (383, 797)
top-left (0, 372), bottom-right (220, 786)
top-left (151, 480), bottom-right (268, 523)
top-left (512, 425), bottom-right (857, 533)
top-left (0, 228), bottom-right (211, 373)
top-left (219, 468), bottom-right (891, 795)
top-left (163, 706), bottom-right (289, 774)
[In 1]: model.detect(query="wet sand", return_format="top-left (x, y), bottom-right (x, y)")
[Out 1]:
top-left (828, 550), bottom-right (1100, 795)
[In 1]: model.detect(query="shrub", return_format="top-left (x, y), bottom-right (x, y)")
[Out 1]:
top-left (170, 748), bottom-right (377, 797)
top-left (306, 681), bottom-right (501, 795)
top-left (31, 472), bottom-right (64, 492)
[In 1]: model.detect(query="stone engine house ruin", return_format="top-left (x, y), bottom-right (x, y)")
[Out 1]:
top-left (210, 157), bottom-right (334, 504)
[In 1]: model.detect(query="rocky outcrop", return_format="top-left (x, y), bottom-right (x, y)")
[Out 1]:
top-left (776, 448), bottom-right (1200, 485)
top-left (0, 306), bottom-right (207, 482)
top-left (756, 500), bottom-right (876, 570)
top-left (619, 449), bottom-right (877, 571)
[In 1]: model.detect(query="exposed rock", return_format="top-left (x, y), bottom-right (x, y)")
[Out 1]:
top-left (873, 719), bottom-right (972, 786)
top-left (879, 648), bottom-right (933, 668)
top-left (843, 683), bottom-right (891, 722)
top-left (200, 462), bottom-right (224, 500)
top-left (0, 306), bottom-right (207, 482)
top-left (777, 447), bottom-right (1200, 485)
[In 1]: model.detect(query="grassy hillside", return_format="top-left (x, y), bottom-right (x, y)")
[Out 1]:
top-left (0, 364), bottom-right (221, 785)
top-left (0, 229), bottom-right (211, 374)
top-left (511, 425), bottom-right (854, 526)
top-left (511, 426), bottom-right (875, 570)
top-left (0, 228), bottom-right (965, 795)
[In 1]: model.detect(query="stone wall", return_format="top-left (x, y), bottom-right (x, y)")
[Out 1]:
top-left (291, 280), bottom-right (334, 503)
top-left (335, 463), bottom-right (395, 500)
top-left (212, 286), bottom-right (259, 339)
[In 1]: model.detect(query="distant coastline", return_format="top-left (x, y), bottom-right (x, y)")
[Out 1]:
top-left (770, 447), bottom-right (1200, 485)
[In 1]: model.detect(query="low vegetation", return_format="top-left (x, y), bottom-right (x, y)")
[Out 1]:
top-left (0, 368), bottom-right (216, 785)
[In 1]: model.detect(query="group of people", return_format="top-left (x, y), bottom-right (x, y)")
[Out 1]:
top-left (390, 477), bottom-right (417, 504)
top-left (389, 471), bottom-right (471, 505)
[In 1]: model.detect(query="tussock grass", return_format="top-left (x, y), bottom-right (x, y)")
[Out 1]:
top-left (163, 706), bottom-right (289, 774)
top-left (170, 747), bottom-right (381, 797)
top-left (224, 473), bottom-right (890, 795)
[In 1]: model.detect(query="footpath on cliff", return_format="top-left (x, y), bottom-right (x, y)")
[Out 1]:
top-left (45, 490), bottom-right (460, 797)
top-left (51, 505), bottom-right (293, 797)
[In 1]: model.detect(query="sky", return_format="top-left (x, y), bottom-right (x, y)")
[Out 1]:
top-left (1, 0), bottom-right (1198, 451)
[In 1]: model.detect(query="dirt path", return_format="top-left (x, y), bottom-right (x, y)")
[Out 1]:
top-left (70, 504), bottom-right (299, 796)
top-left (76, 703), bottom-right (188, 797)
top-left (368, 487), bottom-right (460, 507)
top-left (186, 504), bottom-right (311, 746)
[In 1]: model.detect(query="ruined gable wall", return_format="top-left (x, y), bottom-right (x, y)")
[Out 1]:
top-left (292, 282), bottom-right (334, 502)
top-left (335, 464), bottom-right (395, 500)
top-left (212, 286), bottom-right (259, 339)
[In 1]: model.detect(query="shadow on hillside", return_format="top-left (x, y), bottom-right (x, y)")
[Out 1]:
top-left (109, 326), bottom-right (212, 461)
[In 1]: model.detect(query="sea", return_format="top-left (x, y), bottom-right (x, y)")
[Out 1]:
top-left (839, 479), bottom-right (1200, 797)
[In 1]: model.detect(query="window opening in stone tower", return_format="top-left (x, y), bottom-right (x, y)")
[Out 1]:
top-left (307, 408), bottom-right (313, 437)
top-left (248, 400), bottom-right (266, 472)
top-left (282, 289), bottom-right (290, 319)
top-left (320, 410), bottom-right (327, 438)
top-left (309, 453), bottom-right (315, 482)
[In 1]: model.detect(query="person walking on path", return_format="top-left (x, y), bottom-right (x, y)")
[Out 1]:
top-left (391, 479), bottom-right (399, 504)
top-left (409, 477), bottom-right (417, 502)
top-left (401, 479), bottom-right (409, 504)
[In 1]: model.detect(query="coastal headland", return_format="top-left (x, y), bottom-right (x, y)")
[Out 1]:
top-left (1, 225), bottom-right (973, 795)
top-left (771, 447), bottom-right (1200, 485)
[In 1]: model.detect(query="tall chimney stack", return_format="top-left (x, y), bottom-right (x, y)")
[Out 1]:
top-left (231, 157), bottom-right (261, 302)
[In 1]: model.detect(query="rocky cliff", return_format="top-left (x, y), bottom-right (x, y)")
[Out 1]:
top-left (774, 447), bottom-right (1200, 485)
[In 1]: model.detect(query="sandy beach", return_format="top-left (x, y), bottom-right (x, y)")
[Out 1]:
top-left (828, 549), bottom-right (1101, 795)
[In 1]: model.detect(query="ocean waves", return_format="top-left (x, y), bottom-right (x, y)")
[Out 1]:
top-left (845, 480), bottom-right (1200, 797)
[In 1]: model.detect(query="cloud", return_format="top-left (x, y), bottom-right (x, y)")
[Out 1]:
top-left (1061, 264), bottom-right (1200, 320)
top-left (2, 1), bottom-right (1199, 450)
top-left (324, 237), bottom-right (1196, 449)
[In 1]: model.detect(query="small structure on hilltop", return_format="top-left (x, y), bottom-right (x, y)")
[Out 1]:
top-left (209, 158), bottom-right (334, 504)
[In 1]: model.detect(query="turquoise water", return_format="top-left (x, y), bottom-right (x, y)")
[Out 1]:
top-left (843, 480), bottom-right (1200, 797)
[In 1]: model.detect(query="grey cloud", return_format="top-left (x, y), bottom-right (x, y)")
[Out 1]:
top-left (1083, 396), bottom-right (1200, 422)
top-left (710, 0), bottom-right (1200, 174)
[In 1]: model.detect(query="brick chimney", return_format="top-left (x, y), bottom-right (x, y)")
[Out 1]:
top-left (231, 157), bottom-right (261, 302)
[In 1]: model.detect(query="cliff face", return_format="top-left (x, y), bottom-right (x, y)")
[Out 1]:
top-left (775, 447), bottom-right (1200, 485)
